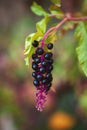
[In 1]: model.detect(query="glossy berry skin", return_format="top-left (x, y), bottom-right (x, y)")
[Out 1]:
top-left (37, 74), bottom-right (43, 81)
top-left (32, 72), bottom-right (37, 78)
top-left (44, 52), bottom-right (53, 60)
top-left (32, 40), bottom-right (39, 47)
top-left (42, 78), bottom-right (48, 85)
top-left (32, 63), bottom-right (38, 70)
top-left (32, 54), bottom-right (37, 60)
top-left (34, 57), bottom-right (41, 64)
top-left (46, 72), bottom-right (52, 79)
top-left (39, 67), bottom-right (46, 74)
top-left (48, 65), bottom-right (53, 72)
top-left (47, 82), bottom-right (52, 88)
top-left (47, 43), bottom-right (53, 49)
top-left (36, 47), bottom-right (44, 55)
top-left (48, 59), bottom-right (53, 64)
top-left (48, 76), bottom-right (53, 82)
top-left (41, 61), bottom-right (48, 66)
top-left (45, 83), bottom-right (52, 91)
top-left (33, 79), bottom-right (39, 86)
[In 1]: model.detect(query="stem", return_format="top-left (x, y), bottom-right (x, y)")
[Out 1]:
top-left (49, 13), bottom-right (87, 21)
top-left (68, 17), bottom-right (87, 21)
top-left (41, 13), bottom-right (87, 47)
top-left (41, 17), bottom-right (68, 47)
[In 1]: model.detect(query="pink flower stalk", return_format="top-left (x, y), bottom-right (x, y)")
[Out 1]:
top-left (36, 87), bottom-right (47, 112)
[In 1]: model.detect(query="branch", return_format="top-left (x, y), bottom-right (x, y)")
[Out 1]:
top-left (68, 17), bottom-right (87, 21)
top-left (41, 13), bottom-right (87, 48)
top-left (49, 13), bottom-right (87, 21)
top-left (66, 13), bottom-right (87, 21)
top-left (41, 17), bottom-right (68, 47)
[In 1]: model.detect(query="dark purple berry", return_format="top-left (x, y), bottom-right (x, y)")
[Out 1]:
top-left (32, 63), bottom-right (38, 70)
top-left (48, 76), bottom-right (53, 82)
top-left (32, 72), bottom-right (37, 78)
top-left (33, 79), bottom-right (39, 86)
top-left (32, 54), bottom-right (37, 60)
top-left (47, 43), bottom-right (53, 49)
top-left (32, 40), bottom-right (39, 47)
top-left (48, 59), bottom-right (53, 64)
top-left (39, 67), bottom-right (46, 74)
top-left (48, 65), bottom-right (53, 72)
top-left (36, 47), bottom-right (44, 55)
top-left (42, 78), bottom-right (48, 85)
top-left (46, 73), bottom-right (52, 79)
top-left (34, 57), bottom-right (41, 64)
top-left (44, 52), bottom-right (53, 60)
top-left (41, 61), bottom-right (48, 66)
top-left (37, 74), bottom-right (43, 81)
top-left (45, 83), bottom-right (52, 91)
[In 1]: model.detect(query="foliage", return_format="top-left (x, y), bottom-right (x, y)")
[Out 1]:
top-left (1, 0), bottom-right (87, 129)
top-left (24, 1), bottom-right (63, 67)
top-left (79, 90), bottom-right (87, 113)
top-left (24, 0), bottom-right (87, 78)
top-left (75, 22), bottom-right (87, 76)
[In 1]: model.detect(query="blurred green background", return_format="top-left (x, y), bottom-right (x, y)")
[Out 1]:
top-left (0, 0), bottom-right (87, 130)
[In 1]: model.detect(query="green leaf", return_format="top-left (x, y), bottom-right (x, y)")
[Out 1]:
top-left (51, 0), bottom-right (61, 4)
top-left (36, 17), bottom-right (49, 34)
top-left (31, 2), bottom-right (47, 16)
top-left (79, 90), bottom-right (87, 112)
top-left (24, 57), bottom-right (29, 67)
top-left (25, 32), bottom-right (43, 52)
top-left (24, 31), bottom-right (44, 67)
top-left (45, 31), bottom-right (57, 44)
top-left (75, 22), bottom-right (87, 76)
top-left (49, 4), bottom-right (64, 19)
top-left (25, 33), bottom-right (35, 50)
top-left (51, 10), bottom-right (64, 19)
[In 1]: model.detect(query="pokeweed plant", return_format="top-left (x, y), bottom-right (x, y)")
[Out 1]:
top-left (24, 0), bottom-right (87, 111)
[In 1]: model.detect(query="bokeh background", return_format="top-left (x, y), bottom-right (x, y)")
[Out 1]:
top-left (0, 0), bottom-right (87, 130)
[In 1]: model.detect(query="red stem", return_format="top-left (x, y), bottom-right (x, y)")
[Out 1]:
top-left (41, 17), bottom-right (68, 47)
top-left (41, 14), bottom-right (87, 47)
top-left (68, 17), bottom-right (87, 21)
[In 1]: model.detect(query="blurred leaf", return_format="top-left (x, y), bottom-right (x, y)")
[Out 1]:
top-left (49, 4), bottom-right (61, 11)
top-left (24, 31), bottom-right (44, 67)
top-left (24, 32), bottom-right (42, 54)
top-left (24, 57), bottom-right (29, 67)
top-left (51, 0), bottom-right (61, 4)
top-left (51, 10), bottom-right (64, 18)
top-left (49, 4), bottom-right (64, 18)
top-left (79, 90), bottom-right (87, 112)
top-left (62, 21), bottom-right (74, 30)
top-left (36, 19), bottom-right (46, 33)
top-left (36, 17), bottom-right (49, 33)
top-left (31, 2), bottom-right (47, 16)
top-left (25, 33), bottom-right (35, 50)
top-left (82, 0), bottom-right (87, 13)
top-left (54, 32), bottom-right (79, 82)
top-left (75, 22), bottom-right (87, 76)
top-left (45, 31), bottom-right (57, 44)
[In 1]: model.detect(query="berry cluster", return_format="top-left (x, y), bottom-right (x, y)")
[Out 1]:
top-left (32, 40), bottom-right (53, 111)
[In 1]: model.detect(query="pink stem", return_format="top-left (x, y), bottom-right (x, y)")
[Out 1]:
top-left (68, 17), bottom-right (87, 21)
top-left (41, 15), bottom-right (87, 47)
top-left (49, 13), bottom-right (87, 21)
top-left (41, 17), bottom-right (68, 46)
